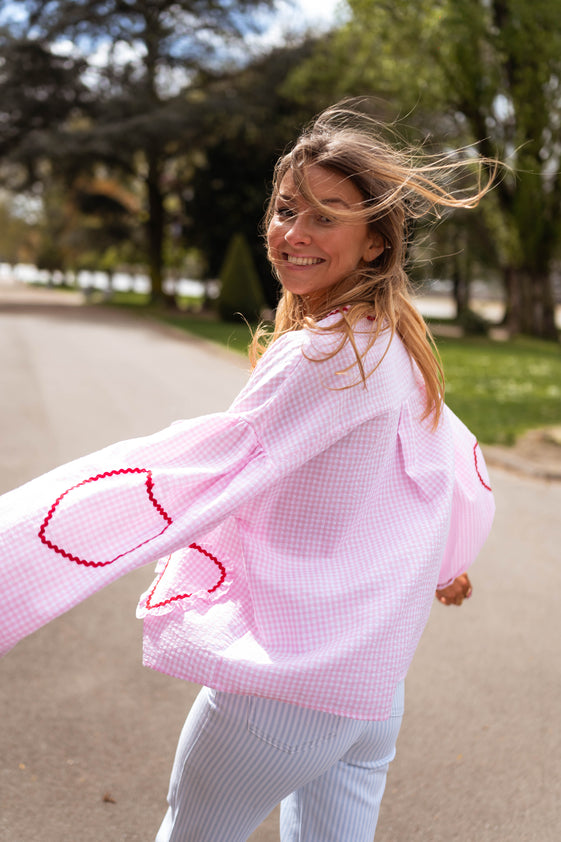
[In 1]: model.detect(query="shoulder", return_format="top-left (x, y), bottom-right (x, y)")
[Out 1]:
top-left (306, 315), bottom-right (417, 399)
top-left (232, 316), bottom-right (416, 417)
top-left (228, 330), bottom-right (305, 414)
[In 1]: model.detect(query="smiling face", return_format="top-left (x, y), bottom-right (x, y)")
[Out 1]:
top-left (267, 165), bottom-right (384, 312)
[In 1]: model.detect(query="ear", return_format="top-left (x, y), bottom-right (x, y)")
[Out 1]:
top-left (362, 231), bottom-right (385, 263)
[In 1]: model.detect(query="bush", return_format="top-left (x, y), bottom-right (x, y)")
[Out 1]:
top-left (217, 233), bottom-right (265, 323)
top-left (457, 307), bottom-right (490, 336)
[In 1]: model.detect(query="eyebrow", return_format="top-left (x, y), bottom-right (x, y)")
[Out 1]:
top-left (278, 192), bottom-right (352, 208)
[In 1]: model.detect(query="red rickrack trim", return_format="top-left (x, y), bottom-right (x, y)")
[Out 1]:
top-left (38, 468), bottom-right (173, 568)
top-left (473, 441), bottom-right (492, 491)
top-left (145, 543), bottom-right (227, 610)
top-left (327, 306), bottom-right (375, 321)
top-left (327, 306), bottom-right (350, 317)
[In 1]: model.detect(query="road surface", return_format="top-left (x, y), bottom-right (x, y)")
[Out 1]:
top-left (1, 286), bottom-right (559, 841)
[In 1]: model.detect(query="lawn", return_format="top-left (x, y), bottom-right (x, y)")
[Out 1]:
top-left (158, 313), bottom-right (255, 355)
top-left (95, 292), bottom-right (561, 446)
top-left (94, 291), bottom-right (255, 355)
top-left (157, 312), bottom-right (561, 445)
top-left (436, 335), bottom-right (561, 445)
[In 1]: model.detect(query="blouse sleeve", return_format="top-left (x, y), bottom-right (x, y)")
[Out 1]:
top-left (0, 412), bottom-right (271, 655)
top-left (437, 406), bottom-right (496, 588)
top-left (0, 327), bottom-right (405, 655)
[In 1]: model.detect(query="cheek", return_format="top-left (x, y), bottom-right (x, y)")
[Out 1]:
top-left (266, 221), bottom-right (280, 252)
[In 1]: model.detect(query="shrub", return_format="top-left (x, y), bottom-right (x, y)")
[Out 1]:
top-left (457, 307), bottom-right (490, 336)
top-left (217, 233), bottom-right (265, 323)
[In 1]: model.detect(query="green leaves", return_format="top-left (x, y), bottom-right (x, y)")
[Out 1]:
top-left (287, 0), bottom-right (561, 337)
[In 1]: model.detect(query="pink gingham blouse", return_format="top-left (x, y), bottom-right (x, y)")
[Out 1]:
top-left (0, 315), bottom-right (494, 719)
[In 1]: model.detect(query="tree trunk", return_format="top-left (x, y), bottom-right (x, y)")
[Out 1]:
top-left (451, 225), bottom-right (471, 318)
top-left (452, 262), bottom-right (470, 318)
top-left (533, 272), bottom-right (558, 340)
top-left (503, 266), bottom-right (558, 339)
top-left (145, 146), bottom-right (171, 306)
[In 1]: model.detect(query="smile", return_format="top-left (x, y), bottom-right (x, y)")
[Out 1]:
top-left (284, 254), bottom-right (324, 266)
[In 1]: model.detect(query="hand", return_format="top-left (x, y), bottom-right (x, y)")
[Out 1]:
top-left (436, 573), bottom-right (472, 606)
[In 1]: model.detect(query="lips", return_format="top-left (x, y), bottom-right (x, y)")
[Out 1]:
top-left (284, 253), bottom-right (324, 266)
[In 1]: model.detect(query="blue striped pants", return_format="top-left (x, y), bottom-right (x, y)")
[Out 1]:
top-left (155, 682), bottom-right (404, 842)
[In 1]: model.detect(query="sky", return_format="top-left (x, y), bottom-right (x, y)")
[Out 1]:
top-left (249, 0), bottom-right (348, 51)
top-left (1, 0), bottom-right (349, 78)
top-left (48, 0), bottom-right (349, 83)
top-left (296, 0), bottom-right (345, 26)
top-left (0, 0), bottom-right (346, 36)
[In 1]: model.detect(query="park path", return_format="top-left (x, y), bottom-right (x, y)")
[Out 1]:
top-left (0, 284), bottom-right (560, 842)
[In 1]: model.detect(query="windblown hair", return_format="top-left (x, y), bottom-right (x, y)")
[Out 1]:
top-left (251, 102), bottom-right (498, 427)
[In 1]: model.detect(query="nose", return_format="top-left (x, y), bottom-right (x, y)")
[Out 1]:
top-left (284, 213), bottom-right (312, 246)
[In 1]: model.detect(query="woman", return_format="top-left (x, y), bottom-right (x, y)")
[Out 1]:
top-left (0, 104), bottom-right (496, 840)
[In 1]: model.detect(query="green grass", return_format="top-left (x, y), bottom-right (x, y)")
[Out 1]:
top-left (104, 290), bottom-right (151, 306)
top-left (87, 289), bottom-right (200, 309)
top-left (163, 320), bottom-right (560, 446)
top-left (90, 292), bottom-right (561, 446)
top-left (436, 336), bottom-right (561, 444)
top-left (159, 317), bottom-right (561, 445)
top-left (158, 314), bottom-right (256, 355)
top-left (91, 290), bottom-right (256, 354)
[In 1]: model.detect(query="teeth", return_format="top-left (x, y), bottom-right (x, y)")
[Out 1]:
top-left (285, 254), bottom-right (323, 266)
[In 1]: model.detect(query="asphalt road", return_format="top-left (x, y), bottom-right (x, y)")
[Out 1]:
top-left (1, 285), bottom-right (560, 842)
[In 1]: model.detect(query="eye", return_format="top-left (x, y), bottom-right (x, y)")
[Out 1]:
top-left (275, 205), bottom-right (296, 219)
top-left (316, 214), bottom-right (335, 225)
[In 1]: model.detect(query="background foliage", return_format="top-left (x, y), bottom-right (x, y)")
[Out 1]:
top-left (0, 0), bottom-right (559, 337)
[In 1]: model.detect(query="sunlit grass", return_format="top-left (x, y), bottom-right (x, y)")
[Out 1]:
top-left (161, 319), bottom-right (561, 445)
top-left (93, 292), bottom-right (561, 446)
top-left (95, 291), bottom-right (255, 354)
top-left (158, 313), bottom-right (255, 355)
top-left (437, 336), bottom-right (561, 444)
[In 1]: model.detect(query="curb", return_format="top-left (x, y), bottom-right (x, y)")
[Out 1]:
top-left (482, 445), bottom-right (561, 483)
top-left (3, 285), bottom-right (560, 483)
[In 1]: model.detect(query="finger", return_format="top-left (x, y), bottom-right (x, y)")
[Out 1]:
top-left (461, 574), bottom-right (473, 598)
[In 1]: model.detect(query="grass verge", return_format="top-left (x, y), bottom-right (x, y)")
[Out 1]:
top-left (437, 335), bottom-right (561, 445)
top-left (158, 313), bottom-right (255, 355)
top-left (157, 314), bottom-right (561, 445)
top-left (93, 293), bottom-right (561, 446)
top-left (92, 291), bottom-right (255, 355)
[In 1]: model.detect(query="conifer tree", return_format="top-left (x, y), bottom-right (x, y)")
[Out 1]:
top-left (218, 232), bottom-right (265, 323)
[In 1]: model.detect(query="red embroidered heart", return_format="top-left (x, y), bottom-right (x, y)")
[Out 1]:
top-left (146, 543), bottom-right (226, 610)
top-left (38, 468), bottom-right (173, 567)
top-left (473, 442), bottom-right (492, 491)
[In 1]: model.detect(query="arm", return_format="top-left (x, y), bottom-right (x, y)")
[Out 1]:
top-left (437, 407), bottom-right (495, 590)
top-left (0, 328), bottom-right (379, 655)
top-left (0, 411), bottom-right (272, 656)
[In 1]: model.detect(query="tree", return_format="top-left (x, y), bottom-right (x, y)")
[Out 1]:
top-left (288, 0), bottom-right (561, 338)
top-left (0, 36), bottom-right (92, 186)
top-left (182, 37), bottom-right (323, 306)
top-left (1, 0), bottom-right (276, 304)
top-left (0, 198), bottom-right (40, 265)
top-left (218, 232), bottom-right (265, 322)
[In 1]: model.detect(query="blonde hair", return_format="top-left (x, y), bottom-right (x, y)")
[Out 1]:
top-left (251, 102), bottom-right (498, 427)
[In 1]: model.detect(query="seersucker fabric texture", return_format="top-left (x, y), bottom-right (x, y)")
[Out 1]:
top-left (0, 314), bottom-right (494, 719)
